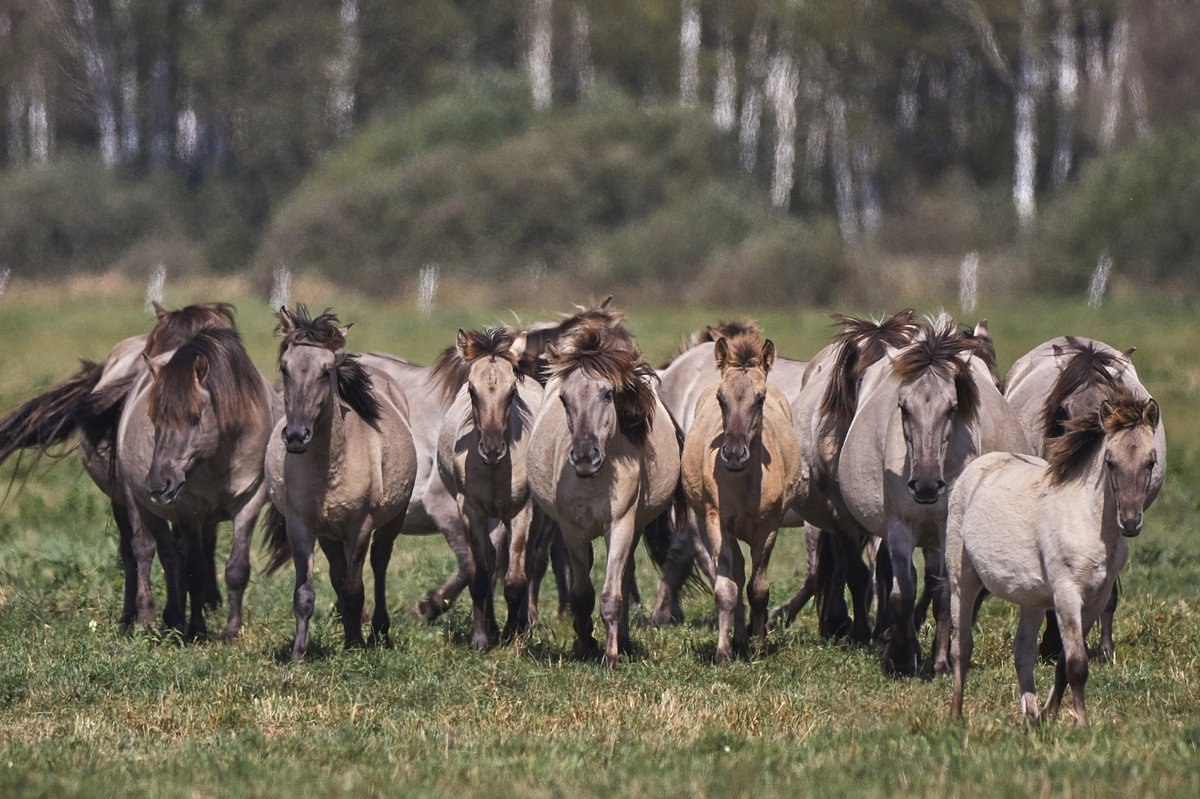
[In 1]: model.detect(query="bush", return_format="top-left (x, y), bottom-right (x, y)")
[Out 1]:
top-left (1036, 119), bottom-right (1200, 295)
top-left (0, 159), bottom-right (184, 280)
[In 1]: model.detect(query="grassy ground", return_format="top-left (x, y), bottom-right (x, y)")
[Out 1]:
top-left (0, 277), bottom-right (1197, 797)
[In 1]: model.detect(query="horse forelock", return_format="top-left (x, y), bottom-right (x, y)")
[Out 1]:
top-left (892, 318), bottom-right (980, 422)
top-left (818, 309), bottom-right (918, 430)
top-left (459, 327), bottom-right (519, 366)
top-left (720, 332), bottom-right (770, 372)
top-left (1040, 339), bottom-right (1124, 440)
top-left (1046, 389), bottom-right (1152, 485)
top-left (148, 327), bottom-right (265, 433)
top-left (548, 323), bottom-right (658, 445)
top-left (144, 302), bottom-right (236, 357)
top-left (277, 305), bottom-right (347, 358)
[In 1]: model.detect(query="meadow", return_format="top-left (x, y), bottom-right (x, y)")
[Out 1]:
top-left (0, 277), bottom-right (1197, 797)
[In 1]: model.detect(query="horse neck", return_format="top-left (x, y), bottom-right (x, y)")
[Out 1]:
top-left (1072, 444), bottom-right (1123, 543)
top-left (306, 383), bottom-right (349, 470)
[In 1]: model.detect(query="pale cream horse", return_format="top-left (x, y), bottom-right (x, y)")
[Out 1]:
top-left (838, 315), bottom-right (1031, 675)
top-left (527, 316), bottom-right (679, 667)
top-left (263, 307), bottom-right (416, 660)
top-left (947, 391), bottom-right (1160, 726)
top-left (436, 328), bottom-right (543, 650)
top-left (682, 333), bottom-right (801, 663)
top-left (1004, 336), bottom-right (1167, 662)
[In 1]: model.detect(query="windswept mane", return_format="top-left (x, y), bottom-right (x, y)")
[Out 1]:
top-left (659, 319), bottom-right (762, 369)
top-left (892, 315), bottom-right (980, 422)
top-left (963, 324), bottom-right (999, 387)
top-left (819, 309), bottom-right (918, 431)
top-left (1041, 337), bottom-right (1125, 441)
top-left (148, 327), bottom-right (266, 433)
top-left (145, 302), bottom-right (236, 357)
top-left (547, 322), bottom-right (658, 446)
top-left (277, 305), bottom-right (380, 423)
top-left (431, 327), bottom-right (522, 403)
top-left (1045, 390), bottom-right (1154, 485)
top-left (719, 332), bottom-right (771, 371)
top-left (518, 298), bottom-right (624, 383)
top-left (459, 328), bottom-right (519, 364)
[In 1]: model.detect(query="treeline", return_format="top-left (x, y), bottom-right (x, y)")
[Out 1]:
top-left (0, 1), bottom-right (1196, 295)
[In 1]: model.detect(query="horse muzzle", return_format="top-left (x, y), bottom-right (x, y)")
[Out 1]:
top-left (719, 444), bottom-right (750, 472)
top-left (569, 447), bottom-right (604, 478)
top-left (283, 425), bottom-right (312, 454)
top-left (1118, 511), bottom-right (1144, 537)
top-left (149, 478), bottom-right (185, 506)
top-left (477, 440), bottom-right (509, 466)
top-left (907, 478), bottom-right (945, 505)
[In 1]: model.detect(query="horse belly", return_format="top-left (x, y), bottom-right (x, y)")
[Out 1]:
top-left (962, 491), bottom-right (1050, 608)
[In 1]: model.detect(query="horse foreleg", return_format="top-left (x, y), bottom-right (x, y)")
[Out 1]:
top-left (503, 502), bottom-right (533, 640)
top-left (883, 520), bottom-right (919, 676)
top-left (151, 516), bottom-right (186, 635)
top-left (598, 515), bottom-right (639, 668)
top-left (768, 523), bottom-right (819, 629)
top-left (845, 530), bottom-right (874, 645)
top-left (709, 512), bottom-right (737, 665)
top-left (114, 500), bottom-right (138, 628)
top-left (288, 518), bottom-right (317, 661)
top-left (413, 487), bottom-right (471, 622)
top-left (336, 523), bottom-right (372, 651)
top-left (926, 549), bottom-right (951, 677)
top-left (562, 526), bottom-right (598, 661)
top-left (747, 528), bottom-right (778, 655)
top-left (179, 521), bottom-right (209, 642)
top-left (369, 513), bottom-right (406, 645)
top-left (124, 493), bottom-right (160, 630)
top-left (550, 529), bottom-right (572, 619)
top-left (1098, 581), bottom-right (1119, 664)
top-left (1014, 606), bottom-right (1044, 725)
top-left (523, 506), bottom-right (556, 629)
top-left (462, 501), bottom-right (497, 652)
top-left (223, 484), bottom-right (266, 640)
top-left (949, 556), bottom-right (982, 722)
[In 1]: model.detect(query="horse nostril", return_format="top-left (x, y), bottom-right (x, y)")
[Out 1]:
top-left (936, 480), bottom-right (947, 494)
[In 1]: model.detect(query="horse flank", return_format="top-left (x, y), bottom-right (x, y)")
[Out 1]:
top-left (546, 321), bottom-right (658, 446)
top-left (277, 306), bottom-right (381, 424)
top-left (818, 309), bottom-right (918, 431)
top-left (148, 326), bottom-right (269, 434)
top-left (1045, 389), bottom-right (1155, 485)
top-left (891, 315), bottom-right (981, 423)
top-left (1041, 337), bottom-right (1124, 441)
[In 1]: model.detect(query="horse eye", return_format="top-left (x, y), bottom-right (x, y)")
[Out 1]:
top-left (756, 395), bottom-right (766, 406)
top-left (602, 389), bottom-right (614, 403)
top-left (1105, 459), bottom-right (1115, 470)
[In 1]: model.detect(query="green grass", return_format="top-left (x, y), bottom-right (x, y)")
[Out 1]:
top-left (0, 279), bottom-right (1198, 797)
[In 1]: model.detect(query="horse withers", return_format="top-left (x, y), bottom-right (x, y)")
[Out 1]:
top-left (947, 391), bottom-right (1160, 726)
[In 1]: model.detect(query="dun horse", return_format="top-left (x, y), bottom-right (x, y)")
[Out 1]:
top-left (1004, 336), bottom-right (1167, 661)
top-left (436, 328), bottom-right (543, 649)
top-left (263, 307), bottom-right (417, 660)
top-left (527, 314), bottom-right (680, 667)
top-left (118, 322), bottom-right (275, 639)
top-left (947, 391), bottom-right (1160, 726)
top-left (681, 333), bottom-right (801, 663)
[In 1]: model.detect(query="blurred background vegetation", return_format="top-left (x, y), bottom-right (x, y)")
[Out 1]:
top-left (0, 0), bottom-right (1197, 306)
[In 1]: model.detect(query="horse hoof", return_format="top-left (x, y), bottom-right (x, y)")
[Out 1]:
top-left (572, 638), bottom-right (600, 660)
top-left (714, 648), bottom-right (733, 666)
top-left (601, 652), bottom-right (622, 669)
top-left (470, 633), bottom-right (492, 652)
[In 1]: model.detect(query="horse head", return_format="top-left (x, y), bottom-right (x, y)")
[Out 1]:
top-left (459, 328), bottom-right (526, 465)
top-left (276, 306), bottom-right (354, 455)
top-left (713, 333), bottom-right (775, 472)
top-left (1099, 397), bottom-right (1159, 536)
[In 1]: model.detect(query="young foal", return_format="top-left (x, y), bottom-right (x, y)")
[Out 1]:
top-left (264, 307), bottom-right (417, 659)
top-left (682, 333), bottom-right (800, 663)
top-left (947, 391), bottom-right (1160, 726)
top-left (436, 328), bottom-right (542, 650)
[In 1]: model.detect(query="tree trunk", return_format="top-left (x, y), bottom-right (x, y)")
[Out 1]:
top-left (73, 0), bottom-right (119, 166)
top-left (328, 0), bottom-right (360, 138)
top-left (528, 0), bottom-right (554, 110)
top-left (115, 0), bottom-right (140, 162)
top-left (896, 53), bottom-right (921, 134)
top-left (571, 3), bottom-right (596, 100)
top-left (1013, 0), bottom-right (1040, 228)
top-left (738, 11), bottom-right (770, 173)
top-left (679, 0), bottom-right (701, 107)
top-left (1098, 14), bottom-right (1129, 151)
top-left (827, 91), bottom-right (859, 243)
top-left (1051, 0), bottom-right (1077, 187)
top-left (712, 0), bottom-right (736, 132)
top-left (28, 65), bottom-right (51, 165)
top-left (767, 49), bottom-right (799, 209)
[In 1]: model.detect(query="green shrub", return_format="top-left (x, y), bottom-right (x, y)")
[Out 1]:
top-left (0, 159), bottom-right (183, 279)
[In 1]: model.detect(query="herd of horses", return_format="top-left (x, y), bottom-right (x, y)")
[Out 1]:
top-left (0, 298), bottom-right (1165, 727)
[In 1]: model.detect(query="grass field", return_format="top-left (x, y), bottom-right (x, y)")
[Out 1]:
top-left (0, 277), bottom-right (1198, 797)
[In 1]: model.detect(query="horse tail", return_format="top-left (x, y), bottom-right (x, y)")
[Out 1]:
top-left (260, 504), bottom-right (292, 574)
top-left (0, 359), bottom-right (106, 474)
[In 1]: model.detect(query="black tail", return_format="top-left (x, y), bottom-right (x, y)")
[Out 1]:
top-left (0, 360), bottom-right (106, 478)
top-left (260, 504), bottom-right (292, 574)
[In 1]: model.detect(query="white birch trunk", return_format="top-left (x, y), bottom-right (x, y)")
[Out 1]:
top-left (679, 0), bottom-right (701, 107)
top-left (571, 3), bottom-right (596, 99)
top-left (528, 0), bottom-right (554, 110)
top-left (328, 0), bottom-right (359, 137)
top-left (1013, 0), bottom-right (1040, 228)
top-left (827, 92), bottom-right (859, 243)
top-left (1051, 0), bottom-right (1077, 187)
top-left (115, 0), bottom-right (139, 161)
top-left (767, 50), bottom-right (799, 209)
top-left (74, 0), bottom-right (119, 166)
top-left (738, 13), bottom-right (770, 173)
top-left (712, 1), bottom-right (736, 132)
top-left (896, 53), bottom-right (921, 134)
top-left (1098, 14), bottom-right (1130, 151)
top-left (28, 66), bottom-right (51, 165)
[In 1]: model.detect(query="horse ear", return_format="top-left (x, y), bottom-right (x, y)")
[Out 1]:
top-left (510, 331), bottom-right (528, 361)
top-left (598, 295), bottom-right (613, 309)
top-left (338, 322), bottom-right (353, 340)
top-left (1052, 343), bottom-right (1067, 369)
top-left (455, 329), bottom-right (469, 358)
top-left (705, 325), bottom-right (724, 343)
top-left (1143, 398), bottom-right (1160, 429)
top-left (193, 354), bottom-right (209, 384)
top-left (276, 306), bottom-right (294, 337)
top-left (1122, 346), bottom-right (1136, 361)
top-left (1099, 399), bottom-right (1115, 427)
top-left (762, 339), bottom-right (776, 374)
top-left (973, 320), bottom-right (989, 338)
top-left (714, 337), bottom-right (730, 371)
top-left (152, 301), bottom-right (169, 319)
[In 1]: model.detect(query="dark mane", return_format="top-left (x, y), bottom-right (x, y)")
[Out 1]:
top-left (459, 328), bottom-right (519, 364)
top-left (1045, 390), bottom-right (1153, 485)
top-left (659, 319), bottom-right (762, 369)
top-left (518, 298), bottom-right (624, 384)
top-left (145, 302), bottom-right (236, 357)
top-left (818, 309), bottom-right (918, 431)
top-left (719, 332), bottom-right (771, 371)
top-left (546, 321), bottom-right (658, 446)
top-left (148, 327), bottom-right (266, 433)
top-left (892, 316), bottom-right (980, 423)
top-left (1041, 337), bottom-right (1124, 441)
top-left (963, 324), bottom-right (999, 387)
top-left (277, 305), bottom-right (380, 423)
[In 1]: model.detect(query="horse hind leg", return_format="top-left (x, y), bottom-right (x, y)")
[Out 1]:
top-left (1015, 606), bottom-right (1044, 726)
top-left (769, 523), bottom-right (820, 630)
top-left (334, 527), bottom-right (373, 651)
top-left (882, 523), bottom-right (919, 677)
top-left (562, 530), bottom-right (599, 661)
top-left (180, 523), bottom-right (209, 642)
top-left (1098, 581), bottom-right (1119, 664)
top-left (114, 501), bottom-right (138, 628)
top-left (502, 505), bottom-right (533, 641)
top-left (369, 516), bottom-right (406, 645)
top-left (747, 529), bottom-right (778, 656)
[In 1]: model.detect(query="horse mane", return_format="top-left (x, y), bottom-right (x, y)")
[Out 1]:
top-left (659, 319), bottom-right (762, 369)
top-left (148, 327), bottom-right (266, 433)
top-left (518, 298), bottom-right (624, 383)
top-left (891, 315), bottom-right (980, 423)
top-left (432, 327), bottom-right (522, 403)
top-left (430, 346), bottom-right (471, 405)
top-left (1045, 389), bottom-right (1153, 485)
top-left (718, 332), bottom-right (771, 372)
top-left (963, 324), bottom-right (999, 387)
top-left (546, 321), bottom-right (658, 446)
top-left (819, 309), bottom-right (918, 431)
top-left (145, 303), bottom-right (236, 357)
top-left (459, 328), bottom-right (519, 365)
top-left (1041, 337), bottom-right (1124, 441)
top-left (277, 305), bottom-right (381, 424)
